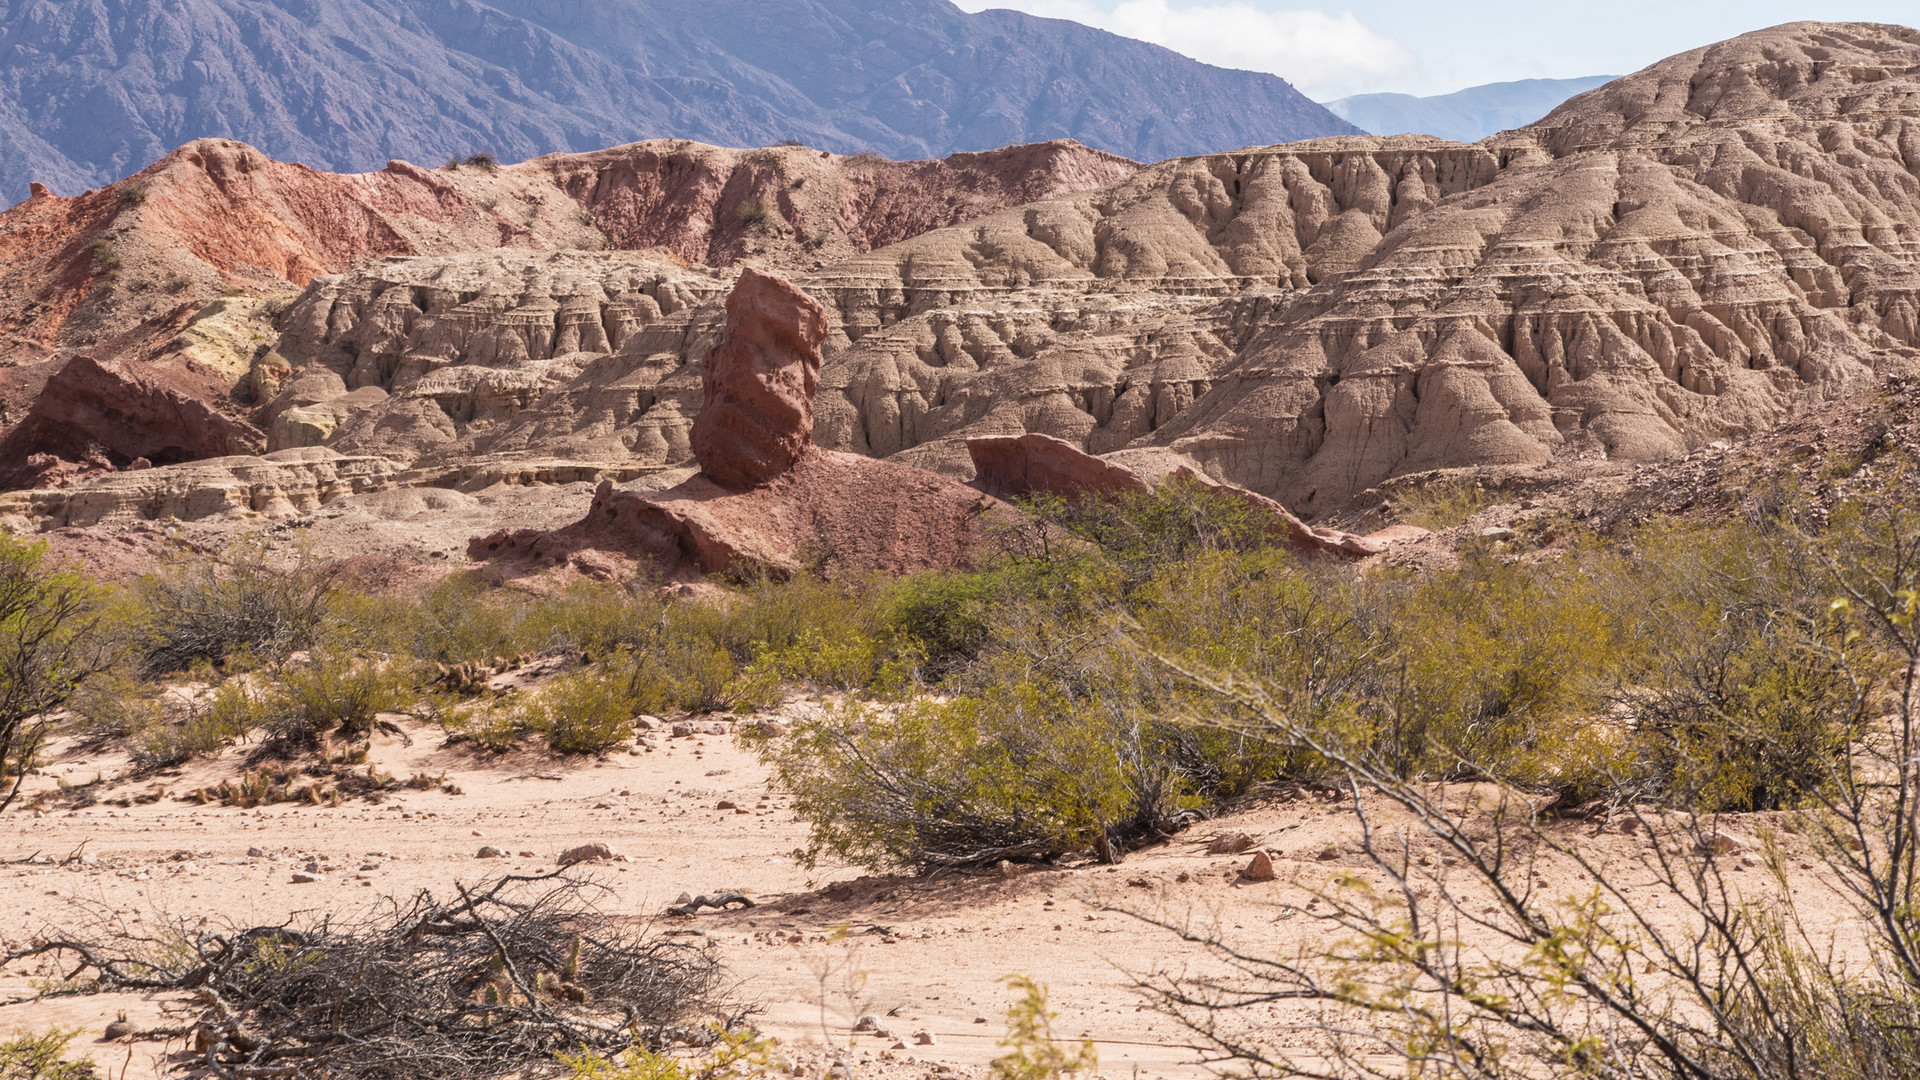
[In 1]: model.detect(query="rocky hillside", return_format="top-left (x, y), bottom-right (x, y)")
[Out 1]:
top-left (7, 21), bottom-right (1920, 550)
top-left (0, 0), bottom-right (1353, 203)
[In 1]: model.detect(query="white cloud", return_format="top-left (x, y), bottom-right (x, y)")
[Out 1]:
top-left (951, 1), bottom-right (1417, 99)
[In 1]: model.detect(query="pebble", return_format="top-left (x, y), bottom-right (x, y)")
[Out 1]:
top-left (476, 846), bottom-right (507, 859)
top-left (291, 871), bottom-right (321, 884)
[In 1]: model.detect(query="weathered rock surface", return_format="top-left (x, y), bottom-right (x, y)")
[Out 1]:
top-left (0, 353), bottom-right (264, 490)
top-left (0, 137), bottom-right (1131, 486)
top-left (0, 448), bottom-right (400, 532)
top-left (966, 433), bottom-right (1423, 558)
top-left (804, 22), bottom-right (1920, 512)
top-left (472, 272), bottom-right (997, 578)
top-left (691, 269), bottom-right (831, 489)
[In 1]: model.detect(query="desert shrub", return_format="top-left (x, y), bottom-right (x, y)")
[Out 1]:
top-left (0, 1030), bottom-right (96, 1080)
top-left (394, 574), bottom-right (537, 665)
top-left (875, 571), bottom-right (994, 677)
top-left (129, 680), bottom-right (265, 768)
top-left (262, 652), bottom-right (416, 744)
top-left (1386, 468), bottom-right (1489, 529)
top-left (441, 697), bottom-right (533, 753)
top-left (1, 877), bottom-right (726, 1080)
top-left (735, 199), bottom-right (768, 225)
top-left (991, 977), bottom-right (1096, 1080)
top-left (463, 152), bottom-right (498, 169)
top-left (519, 579), bottom-right (664, 658)
top-left (163, 272), bottom-right (193, 293)
top-left (533, 669), bottom-right (641, 754)
top-left (0, 535), bottom-right (110, 809)
top-left (118, 184), bottom-right (147, 208)
top-left (136, 543), bottom-right (339, 674)
top-left (765, 688), bottom-right (1147, 870)
top-left (85, 238), bottom-right (120, 271)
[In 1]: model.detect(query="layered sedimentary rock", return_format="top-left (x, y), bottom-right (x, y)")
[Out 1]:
top-left (473, 271), bottom-right (996, 578)
top-left (0, 449), bottom-right (400, 532)
top-left (13, 23), bottom-right (1920, 550)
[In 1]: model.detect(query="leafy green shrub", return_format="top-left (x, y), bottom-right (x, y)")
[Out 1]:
top-left (130, 680), bottom-right (265, 768)
top-left (263, 652), bottom-right (416, 744)
top-left (533, 669), bottom-right (639, 754)
top-left (764, 689), bottom-right (1145, 871)
top-left (0, 1029), bottom-right (96, 1080)
top-left (991, 977), bottom-right (1096, 1080)
top-left (0, 534), bottom-right (109, 810)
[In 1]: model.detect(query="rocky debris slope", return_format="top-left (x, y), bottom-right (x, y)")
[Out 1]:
top-left (472, 271), bottom-right (996, 579)
top-left (0, 0), bottom-right (1348, 202)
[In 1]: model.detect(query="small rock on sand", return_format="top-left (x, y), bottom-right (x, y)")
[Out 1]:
top-left (558, 842), bottom-right (619, 866)
top-left (1242, 851), bottom-right (1277, 882)
top-left (476, 845), bottom-right (507, 858)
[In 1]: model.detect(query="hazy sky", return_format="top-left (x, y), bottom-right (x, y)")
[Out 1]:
top-left (949, 0), bottom-right (1918, 100)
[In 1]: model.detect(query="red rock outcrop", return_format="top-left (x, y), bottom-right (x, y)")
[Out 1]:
top-left (471, 271), bottom-right (998, 578)
top-left (691, 269), bottom-right (831, 489)
top-left (965, 432), bottom-right (1423, 558)
top-left (0, 354), bottom-right (264, 489)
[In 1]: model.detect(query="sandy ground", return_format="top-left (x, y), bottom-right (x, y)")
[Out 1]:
top-left (0, 711), bottom-right (1846, 1080)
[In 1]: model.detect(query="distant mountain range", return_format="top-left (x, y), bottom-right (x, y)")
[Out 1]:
top-left (1325, 76), bottom-right (1617, 142)
top-left (0, 0), bottom-right (1359, 204)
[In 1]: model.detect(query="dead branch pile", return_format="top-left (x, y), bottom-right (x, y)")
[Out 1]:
top-left (3, 874), bottom-right (729, 1080)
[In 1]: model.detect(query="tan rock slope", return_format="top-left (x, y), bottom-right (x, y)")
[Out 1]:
top-left (7, 22), bottom-right (1920, 566)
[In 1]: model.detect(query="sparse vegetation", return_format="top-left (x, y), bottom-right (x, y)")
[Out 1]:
top-left (0, 1030), bottom-right (95, 1080)
top-left (1385, 468), bottom-right (1489, 529)
top-left (735, 199), bottom-right (769, 225)
top-left (117, 184), bottom-right (147, 209)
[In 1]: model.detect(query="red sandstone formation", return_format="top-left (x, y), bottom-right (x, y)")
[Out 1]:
top-left (471, 270), bottom-right (998, 578)
top-left (965, 432), bottom-right (1423, 558)
top-left (0, 354), bottom-right (264, 489)
top-left (691, 269), bottom-right (830, 489)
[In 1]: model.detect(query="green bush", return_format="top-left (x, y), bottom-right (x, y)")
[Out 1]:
top-left (263, 652), bottom-right (416, 744)
top-left (533, 669), bottom-right (640, 754)
top-left (0, 1029), bottom-right (96, 1080)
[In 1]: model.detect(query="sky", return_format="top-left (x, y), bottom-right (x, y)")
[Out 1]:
top-left (948, 0), bottom-right (1920, 101)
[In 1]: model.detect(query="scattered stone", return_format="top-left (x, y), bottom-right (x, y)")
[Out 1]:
top-left (889, 1041), bottom-right (909, 1051)
top-left (593, 797), bottom-right (626, 809)
top-left (1315, 846), bottom-right (1341, 862)
top-left (717, 800), bottom-right (738, 810)
top-left (246, 846), bottom-right (265, 858)
top-left (519, 850), bottom-right (537, 858)
top-left (1242, 851), bottom-right (1277, 882)
top-left (1699, 830), bottom-right (1753, 856)
top-left (913, 1031), bottom-right (937, 1046)
top-left (667, 892), bottom-right (755, 916)
top-left (291, 870), bottom-right (322, 884)
top-left (1479, 526), bottom-right (1516, 540)
top-left (557, 842), bottom-right (619, 866)
top-left (1207, 832), bottom-right (1256, 855)
top-left (671, 722), bottom-right (697, 738)
top-left (476, 845), bottom-right (507, 859)
top-left (634, 716), bottom-right (662, 731)
top-left (853, 1014), bottom-right (894, 1037)
top-left (972, 1017), bottom-right (988, 1024)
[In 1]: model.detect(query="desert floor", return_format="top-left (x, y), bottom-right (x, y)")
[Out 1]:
top-left (0, 707), bottom-right (1832, 1080)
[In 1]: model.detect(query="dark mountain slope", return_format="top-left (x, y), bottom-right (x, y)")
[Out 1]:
top-left (0, 0), bottom-right (1357, 203)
